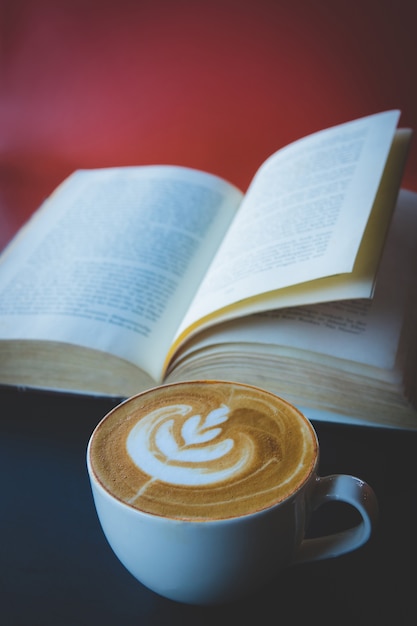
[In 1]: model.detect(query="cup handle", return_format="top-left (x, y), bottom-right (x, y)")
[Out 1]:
top-left (293, 474), bottom-right (379, 564)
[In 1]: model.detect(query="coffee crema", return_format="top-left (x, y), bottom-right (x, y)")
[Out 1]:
top-left (89, 381), bottom-right (318, 520)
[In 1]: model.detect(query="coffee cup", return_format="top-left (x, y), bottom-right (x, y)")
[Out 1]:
top-left (86, 380), bottom-right (378, 605)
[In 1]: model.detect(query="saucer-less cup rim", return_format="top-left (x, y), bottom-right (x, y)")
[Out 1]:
top-left (86, 381), bottom-right (379, 604)
top-left (87, 381), bottom-right (319, 522)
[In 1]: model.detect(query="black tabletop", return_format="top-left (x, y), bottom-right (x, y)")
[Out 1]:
top-left (1, 386), bottom-right (416, 626)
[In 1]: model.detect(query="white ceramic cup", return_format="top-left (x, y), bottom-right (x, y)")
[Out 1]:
top-left (86, 381), bottom-right (378, 605)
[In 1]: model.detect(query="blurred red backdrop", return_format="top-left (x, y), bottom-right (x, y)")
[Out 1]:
top-left (1, 0), bottom-right (416, 249)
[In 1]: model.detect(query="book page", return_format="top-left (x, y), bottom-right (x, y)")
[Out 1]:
top-left (170, 189), bottom-right (417, 373)
top-left (0, 166), bottom-right (243, 382)
top-left (172, 111), bottom-right (403, 347)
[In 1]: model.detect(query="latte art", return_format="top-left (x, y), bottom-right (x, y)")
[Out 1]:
top-left (89, 381), bottom-right (317, 520)
top-left (126, 403), bottom-right (254, 486)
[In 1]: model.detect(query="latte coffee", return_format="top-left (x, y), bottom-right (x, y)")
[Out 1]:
top-left (89, 381), bottom-right (318, 520)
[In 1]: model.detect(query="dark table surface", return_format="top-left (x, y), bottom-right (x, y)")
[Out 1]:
top-left (1, 386), bottom-right (416, 626)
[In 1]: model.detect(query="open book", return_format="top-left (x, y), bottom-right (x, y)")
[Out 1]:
top-left (0, 110), bottom-right (415, 429)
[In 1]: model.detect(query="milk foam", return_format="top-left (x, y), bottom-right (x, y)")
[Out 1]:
top-left (126, 403), bottom-right (254, 486)
top-left (90, 381), bottom-right (317, 519)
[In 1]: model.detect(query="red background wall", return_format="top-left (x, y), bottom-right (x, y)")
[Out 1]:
top-left (1, 0), bottom-right (416, 250)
